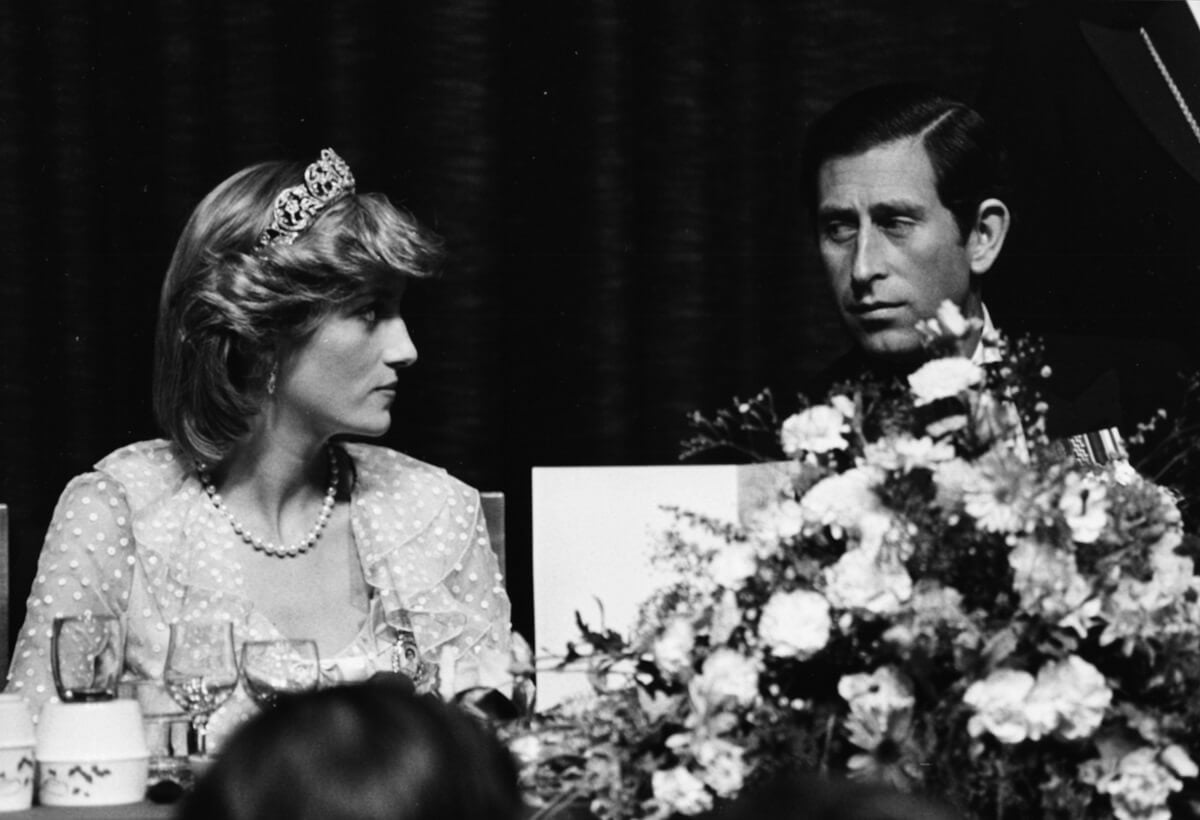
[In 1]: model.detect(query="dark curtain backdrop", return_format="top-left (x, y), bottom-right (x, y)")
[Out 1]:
top-left (0, 0), bottom-right (1029, 646)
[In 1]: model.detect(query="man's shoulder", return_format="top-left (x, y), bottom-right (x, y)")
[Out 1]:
top-left (806, 348), bottom-right (875, 400)
top-left (1036, 332), bottom-right (1191, 438)
top-left (804, 332), bottom-right (1191, 441)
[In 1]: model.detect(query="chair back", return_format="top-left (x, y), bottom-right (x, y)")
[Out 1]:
top-left (480, 492), bottom-right (506, 582)
top-left (0, 504), bottom-right (8, 675)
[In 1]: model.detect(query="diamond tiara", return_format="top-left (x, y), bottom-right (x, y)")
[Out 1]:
top-left (256, 148), bottom-right (357, 248)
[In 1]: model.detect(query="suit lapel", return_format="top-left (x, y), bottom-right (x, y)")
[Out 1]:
top-left (1081, 4), bottom-right (1200, 186)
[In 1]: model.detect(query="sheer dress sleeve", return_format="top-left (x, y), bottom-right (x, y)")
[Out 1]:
top-left (5, 472), bottom-right (136, 715)
top-left (347, 445), bottom-right (513, 692)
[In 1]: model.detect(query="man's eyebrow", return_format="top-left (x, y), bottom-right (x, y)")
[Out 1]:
top-left (816, 199), bottom-right (928, 222)
top-left (869, 200), bottom-right (926, 220)
top-left (816, 204), bottom-right (857, 221)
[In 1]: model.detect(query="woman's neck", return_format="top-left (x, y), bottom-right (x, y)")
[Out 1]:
top-left (212, 427), bottom-right (333, 535)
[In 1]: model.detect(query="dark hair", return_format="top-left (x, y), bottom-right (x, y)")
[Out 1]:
top-left (800, 84), bottom-right (1007, 239)
top-left (153, 155), bottom-right (443, 466)
top-left (179, 682), bottom-right (522, 820)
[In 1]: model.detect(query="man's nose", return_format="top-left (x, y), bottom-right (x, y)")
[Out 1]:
top-left (850, 228), bottom-right (886, 285)
top-left (383, 318), bottom-right (418, 368)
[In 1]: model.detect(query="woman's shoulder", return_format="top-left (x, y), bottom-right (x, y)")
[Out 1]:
top-left (341, 442), bottom-right (479, 504)
top-left (88, 439), bottom-right (193, 507)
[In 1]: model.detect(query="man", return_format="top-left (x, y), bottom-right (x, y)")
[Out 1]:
top-left (802, 84), bottom-right (1007, 372)
top-left (800, 84), bottom-right (1185, 466)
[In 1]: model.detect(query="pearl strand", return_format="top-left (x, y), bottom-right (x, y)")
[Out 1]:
top-left (199, 446), bottom-right (339, 558)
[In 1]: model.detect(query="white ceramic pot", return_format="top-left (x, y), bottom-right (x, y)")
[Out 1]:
top-left (0, 696), bottom-right (35, 811)
top-left (35, 700), bottom-right (149, 806)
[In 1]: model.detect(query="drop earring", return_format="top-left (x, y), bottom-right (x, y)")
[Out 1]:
top-left (267, 365), bottom-right (278, 396)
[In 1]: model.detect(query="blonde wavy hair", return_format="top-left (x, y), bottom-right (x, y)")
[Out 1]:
top-left (153, 158), bottom-right (442, 466)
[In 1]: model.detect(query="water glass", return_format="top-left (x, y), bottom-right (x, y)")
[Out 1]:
top-left (117, 679), bottom-right (191, 789)
top-left (240, 640), bottom-right (320, 708)
top-left (51, 615), bottom-right (124, 702)
top-left (163, 621), bottom-right (238, 758)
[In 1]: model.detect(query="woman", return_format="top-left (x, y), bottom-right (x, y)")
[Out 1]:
top-left (6, 149), bottom-right (511, 745)
top-left (180, 680), bottom-right (523, 820)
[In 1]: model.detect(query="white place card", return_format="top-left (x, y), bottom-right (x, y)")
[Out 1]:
top-left (531, 462), bottom-right (789, 708)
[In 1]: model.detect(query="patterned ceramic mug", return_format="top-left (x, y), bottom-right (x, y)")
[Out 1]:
top-left (0, 695), bottom-right (35, 811)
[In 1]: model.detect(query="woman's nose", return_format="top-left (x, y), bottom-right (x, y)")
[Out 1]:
top-left (383, 318), bottom-right (418, 368)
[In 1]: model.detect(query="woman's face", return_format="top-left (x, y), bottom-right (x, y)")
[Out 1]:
top-left (275, 293), bottom-right (417, 440)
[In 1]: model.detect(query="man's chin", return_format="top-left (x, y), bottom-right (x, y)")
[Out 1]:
top-left (858, 332), bottom-right (925, 368)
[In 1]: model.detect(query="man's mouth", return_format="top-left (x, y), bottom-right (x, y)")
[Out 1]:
top-left (848, 301), bottom-right (905, 317)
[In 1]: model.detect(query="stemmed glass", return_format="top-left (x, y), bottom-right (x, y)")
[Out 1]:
top-left (240, 640), bottom-right (321, 709)
top-left (163, 621), bottom-right (239, 758)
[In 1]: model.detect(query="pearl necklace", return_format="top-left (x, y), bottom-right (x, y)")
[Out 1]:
top-left (199, 446), bottom-right (339, 558)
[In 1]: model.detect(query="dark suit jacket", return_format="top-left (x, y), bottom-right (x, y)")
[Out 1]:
top-left (977, 2), bottom-right (1200, 361)
top-left (810, 333), bottom-right (1188, 447)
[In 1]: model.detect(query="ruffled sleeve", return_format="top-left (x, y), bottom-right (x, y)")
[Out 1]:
top-left (344, 444), bottom-right (512, 691)
top-left (6, 472), bottom-right (138, 714)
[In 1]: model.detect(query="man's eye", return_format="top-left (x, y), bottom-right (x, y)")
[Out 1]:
top-left (880, 218), bottom-right (915, 235)
top-left (822, 222), bottom-right (856, 243)
top-left (357, 305), bottom-right (379, 324)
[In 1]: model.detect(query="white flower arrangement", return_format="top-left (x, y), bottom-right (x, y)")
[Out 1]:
top-left (503, 301), bottom-right (1200, 820)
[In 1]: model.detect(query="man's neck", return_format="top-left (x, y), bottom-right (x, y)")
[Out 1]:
top-left (969, 304), bottom-right (998, 365)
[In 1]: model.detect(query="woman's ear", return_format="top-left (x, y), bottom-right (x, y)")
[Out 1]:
top-left (967, 198), bottom-right (1011, 276)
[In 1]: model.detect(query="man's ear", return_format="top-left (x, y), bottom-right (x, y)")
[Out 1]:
top-left (966, 198), bottom-right (1010, 275)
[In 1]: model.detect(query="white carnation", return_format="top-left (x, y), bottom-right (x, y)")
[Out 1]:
top-left (1025, 655), bottom-right (1111, 741)
top-left (750, 498), bottom-right (804, 545)
top-left (838, 666), bottom-right (915, 753)
top-left (1008, 538), bottom-right (1098, 635)
top-left (930, 457), bottom-right (975, 509)
top-left (907, 357), bottom-right (984, 406)
top-left (963, 668), bottom-right (1037, 744)
top-left (1094, 748), bottom-right (1184, 820)
top-left (709, 541), bottom-right (757, 589)
top-left (694, 738), bottom-right (747, 798)
top-left (651, 766), bottom-right (713, 816)
top-left (936, 300), bottom-right (970, 336)
top-left (653, 618), bottom-right (696, 678)
top-left (824, 545), bottom-right (912, 616)
top-left (709, 589), bottom-right (741, 646)
top-left (508, 734), bottom-right (542, 768)
top-left (829, 393), bottom-right (856, 419)
top-left (780, 405), bottom-right (850, 456)
top-left (758, 589), bottom-right (832, 659)
top-left (799, 467), bottom-right (882, 531)
top-left (863, 434), bottom-right (956, 473)
top-left (689, 649), bottom-right (760, 711)
top-left (1161, 745), bottom-right (1199, 779)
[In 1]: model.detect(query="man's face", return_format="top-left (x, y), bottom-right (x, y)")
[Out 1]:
top-left (816, 137), bottom-right (981, 363)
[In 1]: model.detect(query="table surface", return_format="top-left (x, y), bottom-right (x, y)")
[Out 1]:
top-left (4, 801), bottom-right (175, 819)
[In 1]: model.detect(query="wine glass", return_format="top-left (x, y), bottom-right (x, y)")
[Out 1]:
top-left (51, 614), bottom-right (124, 702)
top-left (240, 640), bottom-right (321, 709)
top-left (163, 621), bottom-right (238, 758)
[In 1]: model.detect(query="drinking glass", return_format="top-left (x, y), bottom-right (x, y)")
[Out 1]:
top-left (163, 621), bottom-right (238, 758)
top-left (51, 615), bottom-right (124, 702)
top-left (240, 640), bottom-right (320, 709)
top-left (117, 678), bottom-right (191, 790)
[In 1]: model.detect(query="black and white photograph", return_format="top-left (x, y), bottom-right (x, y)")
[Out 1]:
top-left (3, 2), bottom-right (1200, 817)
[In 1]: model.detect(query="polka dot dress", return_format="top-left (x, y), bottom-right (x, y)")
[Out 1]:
top-left (5, 440), bottom-right (512, 749)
